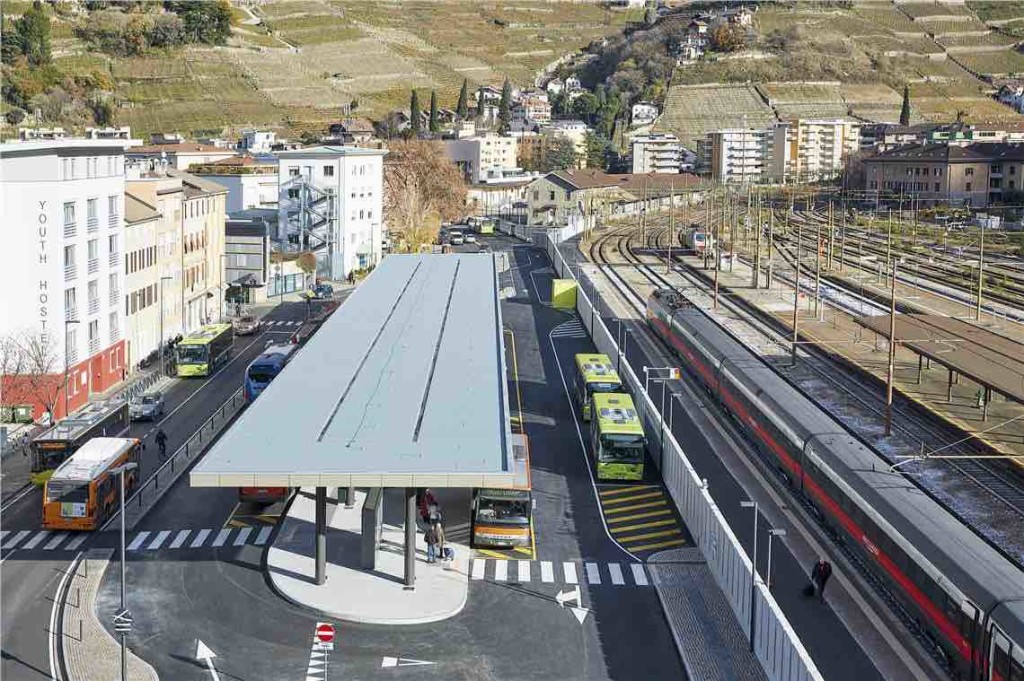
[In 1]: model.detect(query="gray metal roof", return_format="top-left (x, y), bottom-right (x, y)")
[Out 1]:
top-left (190, 253), bottom-right (514, 488)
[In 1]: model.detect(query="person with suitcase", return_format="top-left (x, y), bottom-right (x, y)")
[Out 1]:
top-left (809, 558), bottom-right (833, 601)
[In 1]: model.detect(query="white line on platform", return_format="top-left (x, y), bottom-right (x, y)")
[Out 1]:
top-left (127, 531), bottom-right (150, 551)
top-left (169, 530), bottom-right (190, 549)
top-left (630, 563), bottom-right (648, 586)
top-left (190, 528), bottom-right (212, 548)
top-left (517, 560), bottom-right (530, 583)
top-left (211, 528), bottom-right (231, 548)
top-left (471, 559), bottom-right (485, 580)
top-left (609, 563), bottom-right (625, 586)
top-left (233, 527), bottom-right (252, 546)
top-left (22, 531), bottom-right (50, 550)
top-left (540, 561), bottom-right (554, 583)
top-left (586, 562), bottom-right (601, 585)
top-left (563, 562), bottom-right (578, 585)
top-left (147, 530), bottom-right (171, 550)
top-left (254, 526), bottom-right (272, 546)
top-left (493, 559), bottom-right (508, 582)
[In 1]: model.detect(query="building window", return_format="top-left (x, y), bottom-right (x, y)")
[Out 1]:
top-left (965, 167), bottom-right (974, 176)
top-left (64, 202), bottom-right (76, 226)
top-left (65, 288), bottom-right (77, 317)
top-left (64, 245), bottom-right (75, 267)
top-left (108, 234), bottom-right (118, 255)
top-left (324, 165), bottom-right (334, 177)
top-left (88, 319), bottom-right (98, 341)
top-left (289, 166), bottom-right (299, 177)
top-left (367, 210), bottom-right (372, 220)
top-left (88, 239), bottom-right (98, 260)
top-left (1010, 166), bottom-right (1017, 175)
top-left (966, 182), bottom-right (973, 192)
top-left (88, 198), bottom-right (97, 220)
top-left (935, 182), bottom-right (940, 192)
top-left (548, 191), bottom-right (555, 201)
top-left (359, 210), bottom-right (364, 219)
top-left (1010, 180), bottom-right (1016, 190)
top-left (993, 165), bottom-right (1002, 173)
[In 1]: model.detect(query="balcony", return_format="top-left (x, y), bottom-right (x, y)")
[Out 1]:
top-left (108, 213), bottom-right (119, 229)
top-left (109, 289), bottom-right (120, 307)
top-left (87, 216), bottom-right (99, 233)
top-left (65, 264), bottom-right (77, 281)
top-left (64, 222), bottom-right (77, 239)
top-left (67, 349), bottom-right (78, 365)
top-left (65, 305), bottom-right (77, 320)
top-left (109, 326), bottom-right (120, 344)
top-left (109, 252), bottom-right (119, 268)
top-left (88, 258), bottom-right (99, 275)
top-left (88, 337), bottom-right (100, 356)
top-left (88, 298), bottom-right (99, 316)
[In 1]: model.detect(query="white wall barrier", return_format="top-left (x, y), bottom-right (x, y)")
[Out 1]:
top-left (535, 227), bottom-right (823, 681)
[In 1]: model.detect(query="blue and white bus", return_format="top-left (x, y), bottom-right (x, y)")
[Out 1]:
top-left (243, 344), bottom-right (298, 403)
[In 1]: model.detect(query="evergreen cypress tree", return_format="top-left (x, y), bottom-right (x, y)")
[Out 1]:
top-left (456, 79), bottom-right (469, 120)
top-left (476, 85), bottom-right (487, 123)
top-left (410, 89), bottom-right (422, 135)
top-left (498, 78), bottom-right (512, 134)
top-left (899, 85), bottom-right (911, 127)
top-left (429, 90), bottom-right (440, 133)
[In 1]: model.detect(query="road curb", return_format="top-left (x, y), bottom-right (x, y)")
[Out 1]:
top-left (59, 548), bottom-right (159, 681)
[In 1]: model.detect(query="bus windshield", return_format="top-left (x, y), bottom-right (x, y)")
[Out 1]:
top-left (46, 479), bottom-right (88, 504)
top-left (599, 435), bottom-right (644, 463)
top-left (247, 365), bottom-right (277, 384)
top-left (588, 381), bottom-right (621, 396)
top-left (177, 345), bottom-right (208, 364)
top-left (476, 496), bottom-right (530, 525)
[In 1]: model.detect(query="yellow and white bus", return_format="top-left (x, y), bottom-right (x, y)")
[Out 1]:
top-left (573, 353), bottom-right (623, 421)
top-left (43, 437), bottom-right (141, 531)
top-left (471, 433), bottom-right (533, 548)
top-left (589, 393), bottom-right (646, 481)
top-left (176, 323), bottom-right (234, 377)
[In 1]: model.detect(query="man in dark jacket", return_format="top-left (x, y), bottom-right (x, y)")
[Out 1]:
top-left (811, 558), bottom-right (833, 601)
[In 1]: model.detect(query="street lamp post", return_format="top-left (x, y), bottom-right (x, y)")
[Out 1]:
top-left (64, 318), bottom-right (80, 419)
top-left (111, 461), bottom-right (138, 681)
top-left (740, 499), bottom-right (758, 652)
top-left (766, 527), bottom-right (787, 590)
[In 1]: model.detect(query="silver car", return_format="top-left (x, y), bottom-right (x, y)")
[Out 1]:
top-left (233, 314), bottom-right (261, 335)
top-left (130, 392), bottom-right (165, 421)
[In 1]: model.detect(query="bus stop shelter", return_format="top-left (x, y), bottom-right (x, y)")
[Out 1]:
top-left (191, 253), bottom-right (515, 587)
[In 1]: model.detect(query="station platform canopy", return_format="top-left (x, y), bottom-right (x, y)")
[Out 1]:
top-left (191, 253), bottom-right (515, 489)
top-left (854, 314), bottom-right (1024, 404)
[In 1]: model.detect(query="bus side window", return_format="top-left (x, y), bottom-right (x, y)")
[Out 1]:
top-left (97, 476), bottom-right (113, 505)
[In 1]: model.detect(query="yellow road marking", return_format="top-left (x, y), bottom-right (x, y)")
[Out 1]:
top-left (606, 508), bottom-right (673, 524)
top-left (513, 547), bottom-right (533, 557)
top-left (257, 515), bottom-right (279, 524)
top-left (504, 328), bottom-right (524, 434)
top-left (601, 490), bottom-right (663, 505)
top-left (604, 499), bottom-right (668, 515)
top-left (529, 515), bottom-right (536, 560)
top-left (476, 548), bottom-right (508, 559)
top-left (610, 518), bottom-right (678, 534)
top-left (628, 538), bottom-right (687, 552)
top-left (599, 485), bottom-right (656, 497)
top-left (618, 528), bottom-right (683, 543)
top-left (226, 519), bottom-right (249, 529)
top-left (222, 502), bottom-right (241, 528)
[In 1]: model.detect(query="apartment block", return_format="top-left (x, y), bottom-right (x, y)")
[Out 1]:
top-left (123, 192), bottom-right (162, 368)
top-left (632, 133), bottom-right (684, 174)
top-left (444, 134), bottom-right (519, 184)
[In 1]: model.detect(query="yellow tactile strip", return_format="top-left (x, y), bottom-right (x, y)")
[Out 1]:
top-left (599, 485), bottom-right (687, 556)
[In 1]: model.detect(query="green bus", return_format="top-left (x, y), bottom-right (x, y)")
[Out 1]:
top-left (175, 323), bottom-right (234, 377)
top-left (468, 216), bottom-right (495, 234)
top-left (574, 353), bottom-right (623, 421)
top-left (589, 393), bottom-right (646, 481)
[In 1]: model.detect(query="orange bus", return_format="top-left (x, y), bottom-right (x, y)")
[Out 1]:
top-left (43, 437), bottom-right (140, 531)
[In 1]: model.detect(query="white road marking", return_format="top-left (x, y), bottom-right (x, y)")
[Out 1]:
top-left (2, 530), bottom-right (31, 549)
top-left (586, 562), bottom-right (601, 585)
top-left (211, 528), bottom-right (231, 547)
top-left (22, 531), bottom-right (50, 550)
top-left (540, 560), bottom-right (554, 583)
top-left (169, 530), bottom-right (191, 549)
top-left (517, 560), bottom-right (530, 583)
top-left (50, 552), bottom-right (83, 681)
top-left (127, 531), bottom-right (150, 551)
top-left (563, 562), bottom-right (578, 585)
top-left (233, 527), bottom-right (252, 546)
top-left (254, 526), bottom-right (272, 546)
top-left (147, 530), bottom-right (171, 550)
top-left (65, 534), bottom-right (89, 551)
top-left (0, 531), bottom-right (8, 542)
top-left (630, 563), bottom-right (648, 586)
top-left (493, 559), bottom-right (508, 582)
top-left (609, 563), bottom-right (625, 586)
top-left (471, 559), bottom-right (485, 580)
top-left (190, 528), bottom-right (212, 548)
top-left (43, 533), bottom-right (67, 551)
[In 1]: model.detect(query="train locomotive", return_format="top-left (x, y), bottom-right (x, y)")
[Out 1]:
top-left (646, 288), bottom-right (1024, 681)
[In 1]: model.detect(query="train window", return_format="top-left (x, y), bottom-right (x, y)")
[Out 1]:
top-left (1011, 658), bottom-right (1023, 681)
top-left (992, 629), bottom-right (1012, 680)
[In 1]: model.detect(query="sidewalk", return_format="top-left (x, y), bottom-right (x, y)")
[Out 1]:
top-left (267, 488), bottom-right (469, 625)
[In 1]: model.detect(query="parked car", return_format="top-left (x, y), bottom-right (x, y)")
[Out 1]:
top-left (233, 314), bottom-right (261, 335)
top-left (129, 392), bottom-right (165, 421)
top-left (313, 283), bottom-right (334, 299)
top-left (448, 230), bottom-right (465, 245)
top-left (464, 233), bottom-right (477, 243)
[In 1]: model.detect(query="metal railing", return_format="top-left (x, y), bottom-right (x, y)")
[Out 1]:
top-left (87, 217), bottom-right (99, 233)
top-left (108, 252), bottom-right (119, 268)
top-left (109, 290), bottom-right (120, 307)
top-left (65, 264), bottom-right (77, 281)
top-left (64, 222), bottom-right (77, 239)
top-left (88, 299), bottom-right (99, 316)
top-left (88, 258), bottom-right (99, 275)
top-left (108, 214), bottom-right (119, 229)
top-left (88, 337), bottom-right (99, 355)
top-left (109, 328), bottom-right (119, 344)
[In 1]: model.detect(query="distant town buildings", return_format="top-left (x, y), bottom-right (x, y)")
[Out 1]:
top-left (192, 155), bottom-right (279, 213)
top-left (327, 118), bottom-right (377, 146)
top-left (127, 142), bottom-right (238, 171)
top-left (630, 102), bottom-right (660, 128)
top-left (239, 130), bottom-right (276, 155)
top-left (632, 133), bottom-right (684, 174)
top-left (86, 126), bottom-right (133, 140)
top-left (513, 90), bottom-right (553, 127)
top-left (444, 134), bottom-right (519, 184)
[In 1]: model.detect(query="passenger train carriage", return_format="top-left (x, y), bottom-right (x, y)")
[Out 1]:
top-left (646, 288), bottom-right (1024, 681)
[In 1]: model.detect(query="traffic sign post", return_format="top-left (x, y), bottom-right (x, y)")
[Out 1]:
top-left (314, 623), bottom-right (335, 680)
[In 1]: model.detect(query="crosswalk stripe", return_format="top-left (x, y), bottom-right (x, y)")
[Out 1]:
top-left (190, 529), bottom-right (212, 548)
top-left (611, 518), bottom-right (678, 533)
top-left (541, 561), bottom-right (554, 583)
top-left (233, 527), bottom-right (252, 546)
top-left (618, 528), bottom-right (683, 544)
top-left (471, 559), bottom-right (485, 580)
top-left (609, 563), bottom-right (625, 586)
top-left (254, 526), bottom-right (273, 546)
top-left (604, 499), bottom-right (668, 515)
top-left (43, 533), bottom-right (67, 550)
top-left (631, 563), bottom-right (649, 586)
top-left (148, 530), bottom-right (172, 550)
top-left (169, 530), bottom-right (191, 549)
top-left (211, 528), bottom-right (231, 548)
top-left (602, 491), bottom-right (663, 505)
top-left (606, 508), bottom-right (673, 524)
top-left (586, 562), bottom-right (601, 585)
top-left (0, 531), bottom-right (8, 542)
top-left (2, 530), bottom-right (31, 549)
top-left (65, 534), bottom-right (89, 551)
top-left (628, 538), bottom-right (686, 553)
top-left (599, 485), bottom-right (656, 497)
top-left (23, 531), bottom-right (50, 550)
top-left (493, 559), bottom-right (508, 582)
top-left (563, 562), bottom-right (578, 585)
top-left (127, 531), bottom-right (150, 551)
top-left (517, 560), bottom-right (530, 583)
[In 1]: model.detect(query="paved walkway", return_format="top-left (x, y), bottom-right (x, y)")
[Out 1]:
top-left (267, 488), bottom-right (469, 625)
top-left (649, 547), bottom-right (767, 681)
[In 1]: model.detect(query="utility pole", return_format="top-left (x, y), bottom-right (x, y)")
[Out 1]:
top-left (729, 192), bottom-right (736, 272)
top-left (814, 218), bottom-right (822, 319)
top-left (791, 219), bottom-right (802, 366)
top-left (752, 188), bottom-right (761, 289)
top-left (666, 180), bottom-right (675, 274)
top-left (767, 206), bottom-right (774, 289)
top-left (703, 191), bottom-right (711, 270)
top-left (714, 194), bottom-right (722, 309)
top-left (840, 202), bottom-right (847, 272)
top-left (886, 209), bottom-right (893, 288)
top-left (885, 259), bottom-right (898, 436)
top-left (975, 220), bottom-right (985, 321)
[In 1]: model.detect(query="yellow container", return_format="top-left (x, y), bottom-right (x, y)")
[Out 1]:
top-left (551, 279), bottom-right (577, 310)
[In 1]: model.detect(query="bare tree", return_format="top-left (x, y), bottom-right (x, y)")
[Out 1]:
top-left (384, 140), bottom-right (467, 253)
top-left (0, 335), bottom-right (26, 418)
top-left (17, 331), bottom-right (64, 422)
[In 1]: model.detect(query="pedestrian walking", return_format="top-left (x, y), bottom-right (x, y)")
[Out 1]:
top-left (433, 519), bottom-right (446, 559)
top-left (425, 525), bottom-right (439, 563)
top-left (155, 428), bottom-right (168, 460)
top-left (810, 557), bottom-right (833, 601)
top-left (419, 489), bottom-right (437, 525)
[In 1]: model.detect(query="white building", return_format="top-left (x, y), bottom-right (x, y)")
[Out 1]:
top-left (706, 128), bottom-right (774, 183)
top-left (545, 120), bottom-right (590, 167)
top-left (86, 126), bottom-right (132, 140)
top-left (239, 130), bottom-right (276, 155)
top-left (276, 146), bottom-right (386, 280)
top-left (122, 191), bottom-right (161, 368)
top-left (0, 139), bottom-right (133, 420)
top-left (444, 134), bottom-right (519, 184)
top-left (631, 102), bottom-right (660, 127)
top-left (632, 133), bottom-right (684, 174)
top-left (126, 143), bottom-right (238, 171)
top-left (192, 156), bottom-right (279, 213)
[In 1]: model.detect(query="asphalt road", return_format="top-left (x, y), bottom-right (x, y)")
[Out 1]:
top-left (91, 237), bottom-right (687, 681)
top-left (0, 302), bottom-right (311, 681)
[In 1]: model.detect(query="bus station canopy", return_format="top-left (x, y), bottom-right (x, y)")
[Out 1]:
top-left (854, 314), bottom-right (1024, 404)
top-left (191, 253), bottom-right (515, 489)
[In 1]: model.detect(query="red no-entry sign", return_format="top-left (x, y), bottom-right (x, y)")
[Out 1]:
top-left (315, 622), bottom-right (335, 644)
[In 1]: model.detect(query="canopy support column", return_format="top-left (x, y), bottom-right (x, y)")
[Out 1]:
top-left (315, 486), bottom-right (327, 585)
top-left (404, 487), bottom-right (416, 590)
top-left (947, 369), bottom-right (955, 403)
top-left (983, 387), bottom-right (991, 422)
top-left (917, 355), bottom-right (923, 385)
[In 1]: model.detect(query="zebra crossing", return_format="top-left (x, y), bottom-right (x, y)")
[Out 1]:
top-left (0, 525), bottom-right (274, 555)
top-left (470, 558), bottom-right (649, 588)
top-left (263, 320), bottom-right (303, 328)
top-left (550, 318), bottom-right (588, 339)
